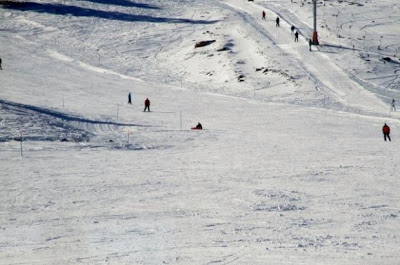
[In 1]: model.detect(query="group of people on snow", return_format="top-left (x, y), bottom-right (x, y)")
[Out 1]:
top-left (262, 11), bottom-right (313, 49)
top-left (127, 93), bottom-right (202, 129)
top-left (261, 10), bottom-right (279, 27)
top-left (127, 90), bottom-right (395, 138)
top-left (261, 11), bottom-right (280, 28)
top-left (128, 93), bottom-right (151, 112)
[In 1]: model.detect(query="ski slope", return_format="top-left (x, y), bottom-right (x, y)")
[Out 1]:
top-left (1, 0), bottom-right (400, 264)
top-left (224, 0), bottom-right (391, 116)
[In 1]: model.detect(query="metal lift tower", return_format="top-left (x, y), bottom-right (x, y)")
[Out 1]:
top-left (312, 0), bottom-right (319, 45)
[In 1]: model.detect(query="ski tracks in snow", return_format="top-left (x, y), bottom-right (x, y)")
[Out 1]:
top-left (222, 0), bottom-right (390, 117)
top-left (0, 99), bottom-right (145, 144)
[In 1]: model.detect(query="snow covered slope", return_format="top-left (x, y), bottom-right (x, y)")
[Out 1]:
top-left (1, 0), bottom-right (400, 264)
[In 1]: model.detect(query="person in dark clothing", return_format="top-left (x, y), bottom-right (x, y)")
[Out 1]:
top-left (391, 98), bottom-right (396, 111)
top-left (195, 122), bottom-right (203, 130)
top-left (382, 123), bottom-right (391, 141)
top-left (309, 39), bottom-right (312, 51)
top-left (144, 98), bottom-right (150, 112)
top-left (0, 57), bottom-right (2, 70)
top-left (276, 17), bottom-right (280, 27)
top-left (262, 11), bottom-right (266, 20)
top-left (291, 25), bottom-right (295, 35)
top-left (294, 31), bottom-right (299, 42)
top-left (128, 92), bottom-right (132, 104)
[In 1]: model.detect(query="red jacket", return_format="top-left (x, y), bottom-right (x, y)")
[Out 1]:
top-left (383, 125), bottom-right (390, 134)
top-left (145, 98), bottom-right (150, 106)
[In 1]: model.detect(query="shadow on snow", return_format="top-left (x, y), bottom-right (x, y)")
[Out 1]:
top-left (1, 1), bottom-right (218, 24)
top-left (0, 99), bottom-right (149, 128)
top-left (320, 43), bottom-right (359, 52)
top-left (76, 0), bottom-right (160, 9)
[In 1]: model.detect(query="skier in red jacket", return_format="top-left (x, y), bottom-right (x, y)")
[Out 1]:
top-left (382, 123), bottom-right (391, 141)
top-left (144, 98), bottom-right (150, 112)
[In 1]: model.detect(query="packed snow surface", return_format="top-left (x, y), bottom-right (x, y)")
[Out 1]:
top-left (1, 0), bottom-right (400, 264)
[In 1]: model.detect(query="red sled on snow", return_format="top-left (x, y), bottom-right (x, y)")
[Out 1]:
top-left (191, 127), bottom-right (202, 130)
top-left (191, 123), bottom-right (203, 130)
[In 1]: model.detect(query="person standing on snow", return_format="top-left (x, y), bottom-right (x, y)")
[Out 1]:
top-left (128, 92), bottom-right (132, 104)
top-left (276, 16), bottom-right (280, 27)
top-left (0, 57), bottom-right (2, 70)
top-left (382, 123), bottom-right (391, 142)
top-left (294, 31), bottom-right (299, 42)
top-left (309, 39), bottom-right (312, 51)
top-left (291, 25), bottom-right (295, 35)
top-left (262, 11), bottom-right (266, 20)
top-left (391, 99), bottom-right (396, 111)
top-left (144, 98), bottom-right (150, 112)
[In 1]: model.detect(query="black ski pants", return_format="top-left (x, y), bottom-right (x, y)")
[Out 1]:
top-left (384, 133), bottom-right (391, 141)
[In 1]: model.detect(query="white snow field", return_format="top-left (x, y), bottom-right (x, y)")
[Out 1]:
top-left (1, 0), bottom-right (400, 264)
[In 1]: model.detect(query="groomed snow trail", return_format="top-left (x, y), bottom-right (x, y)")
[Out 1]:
top-left (223, 0), bottom-right (390, 116)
